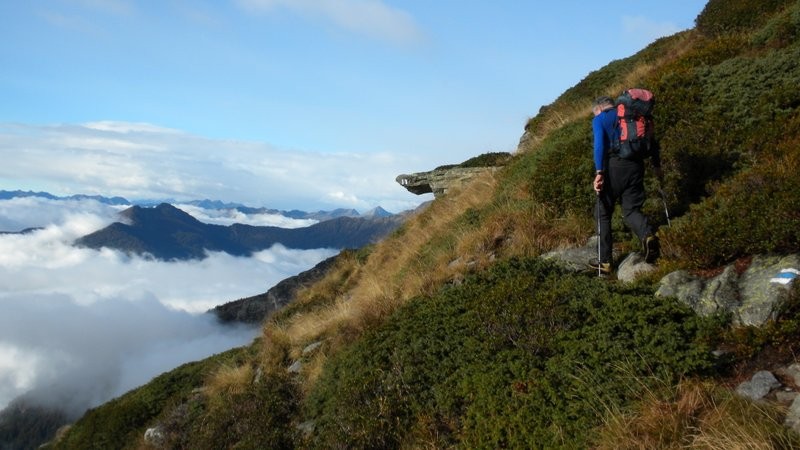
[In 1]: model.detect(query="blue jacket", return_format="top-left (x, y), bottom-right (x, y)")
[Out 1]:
top-left (593, 107), bottom-right (617, 172)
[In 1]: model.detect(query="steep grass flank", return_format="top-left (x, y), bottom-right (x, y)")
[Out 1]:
top-left (304, 258), bottom-right (720, 448)
top-left (49, 0), bottom-right (800, 448)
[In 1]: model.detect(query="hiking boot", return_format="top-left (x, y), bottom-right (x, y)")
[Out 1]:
top-left (644, 235), bottom-right (660, 264)
top-left (588, 260), bottom-right (612, 276)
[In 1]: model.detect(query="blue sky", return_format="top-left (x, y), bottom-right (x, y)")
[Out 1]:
top-left (0, 1), bottom-right (708, 211)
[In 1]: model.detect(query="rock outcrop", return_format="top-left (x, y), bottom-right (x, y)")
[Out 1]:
top-left (541, 236), bottom-right (657, 282)
top-left (396, 167), bottom-right (498, 197)
top-left (732, 363), bottom-right (800, 434)
top-left (541, 241), bottom-right (799, 327)
top-left (656, 254), bottom-right (800, 326)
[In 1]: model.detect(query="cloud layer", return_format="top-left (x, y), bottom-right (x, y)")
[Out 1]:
top-left (0, 122), bottom-right (428, 213)
top-left (0, 198), bottom-right (337, 415)
top-left (174, 203), bottom-right (318, 228)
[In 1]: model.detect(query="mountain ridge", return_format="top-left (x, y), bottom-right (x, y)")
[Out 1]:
top-left (0, 190), bottom-right (394, 222)
top-left (75, 203), bottom-right (404, 260)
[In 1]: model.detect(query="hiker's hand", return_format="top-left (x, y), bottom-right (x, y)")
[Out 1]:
top-left (593, 173), bottom-right (604, 193)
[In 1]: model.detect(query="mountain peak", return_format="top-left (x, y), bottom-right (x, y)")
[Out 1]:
top-left (118, 203), bottom-right (202, 229)
top-left (362, 206), bottom-right (393, 218)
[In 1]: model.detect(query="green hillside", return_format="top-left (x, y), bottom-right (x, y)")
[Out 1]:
top-left (47, 0), bottom-right (800, 448)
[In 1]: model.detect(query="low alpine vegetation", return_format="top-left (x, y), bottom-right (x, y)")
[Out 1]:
top-left (47, 0), bottom-right (800, 448)
top-left (303, 258), bottom-right (721, 449)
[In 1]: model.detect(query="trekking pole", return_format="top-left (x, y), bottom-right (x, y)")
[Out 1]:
top-left (657, 185), bottom-right (671, 227)
top-left (595, 192), bottom-right (602, 277)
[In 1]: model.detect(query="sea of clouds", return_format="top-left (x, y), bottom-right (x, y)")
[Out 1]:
top-left (0, 122), bottom-right (430, 215)
top-left (0, 197), bottom-right (337, 416)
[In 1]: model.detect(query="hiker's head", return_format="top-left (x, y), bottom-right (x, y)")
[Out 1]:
top-left (592, 96), bottom-right (614, 116)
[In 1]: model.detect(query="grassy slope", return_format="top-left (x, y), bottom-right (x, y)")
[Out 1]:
top-left (51, 0), bottom-right (800, 448)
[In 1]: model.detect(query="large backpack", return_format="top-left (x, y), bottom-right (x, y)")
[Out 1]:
top-left (614, 88), bottom-right (655, 160)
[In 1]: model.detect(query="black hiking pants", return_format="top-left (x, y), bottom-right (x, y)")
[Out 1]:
top-left (596, 156), bottom-right (652, 264)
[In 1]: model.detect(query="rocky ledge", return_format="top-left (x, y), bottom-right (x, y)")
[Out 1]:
top-left (396, 152), bottom-right (510, 198)
top-left (544, 237), bottom-right (799, 327)
top-left (396, 167), bottom-right (498, 197)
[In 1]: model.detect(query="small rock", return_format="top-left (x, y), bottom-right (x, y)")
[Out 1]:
top-left (785, 396), bottom-right (800, 432)
top-left (541, 237), bottom-right (600, 273)
top-left (617, 252), bottom-right (656, 283)
top-left (775, 390), bottom-right (798, 405)
top-left (144, 426), bottom-right (165, 446)
top-left (736, 370), bottom-right (781, 401)
top-left (711, 349), bottom-right (730, 358)
top-left (287, 360), bottom-right (303, 374)
top-left (297, 420), bottom-right (316, 436)
top-left (777, 363), bottom-right (800, 388)
top-left (302, 341), bottom-right (323, 356)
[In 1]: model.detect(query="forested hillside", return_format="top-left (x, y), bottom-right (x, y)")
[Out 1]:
top-left (46, 0), bottom-right (800, 448)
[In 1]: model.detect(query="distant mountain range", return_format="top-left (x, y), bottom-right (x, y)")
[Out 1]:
top-left (0, 189), bottom-right (129, 205)
top-left (75, 203), bottom-right (404, 260)
top-left (0, 190), bottom-right (394, 221)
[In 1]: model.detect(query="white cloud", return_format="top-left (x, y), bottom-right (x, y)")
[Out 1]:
top-left (82, 120), bottom-right (179, 134)
top-left (235, 0), bottom-right (424, 44)
top-left (174, 203), bottom-right (318, 228)
top-left (0, 122), bottom-right (427, 213)
top-left (326, 190), bottom-right (361, 206)
top-left (0, 292), bottom-right (254, 415)
top-left (0, 199), bottom-right (338, 413)
top-left (622, 15), bottom-right (684, 44)
top-left (0, 197), bottom-right (125, 232)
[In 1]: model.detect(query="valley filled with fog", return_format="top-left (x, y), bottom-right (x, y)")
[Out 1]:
top-left (0, 197), bottom-right (337, 416)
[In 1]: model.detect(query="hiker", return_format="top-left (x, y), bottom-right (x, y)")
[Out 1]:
top-left (591, 95), bottom-right (662, 274)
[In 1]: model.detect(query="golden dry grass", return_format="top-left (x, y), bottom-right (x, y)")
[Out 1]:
top-left (594, 379), bottom-right (797, 450)
top-left (257, 137), bottom-right (596, 396)
top-left (521, 31), bottom-right (700, 153)
top-left (256, 170), bottom-right (499, 392)
top-left (251, 28), bottom-right (704, 405)
top-left (233, 30), bottom-right (706, 418)
top-left (205, 364), bottom-right (254, 405)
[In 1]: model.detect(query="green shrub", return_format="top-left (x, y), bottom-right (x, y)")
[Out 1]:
top-left (524, 33), bottom-right (686, 138)
top-left (458, 151), bottom-right (512, 168)
top-left (752, 0), bottom-right (800, 48)
top-left (179, 372), bottom-right (298, 450)
top-left (665, 145), bottom-right (800, 267)
top-left (525, 120), bottom-right (594, 214)
top-left (696, 0), bottom-right (794, 37)
top-left (644, 40), bottom-right (800, 220)
top-left (304, 258), bottom-right (719, 448)
top-left (435, 152), bottom-right (512, 171)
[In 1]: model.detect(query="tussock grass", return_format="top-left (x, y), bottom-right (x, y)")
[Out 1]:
top-left (594, 378), bottom-right (800, 449)
top-left (205, 364), bottom-right (253, 406)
